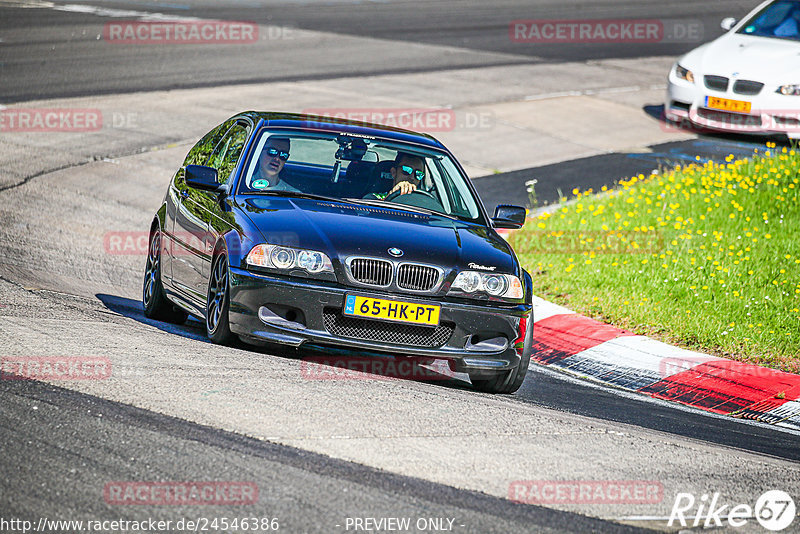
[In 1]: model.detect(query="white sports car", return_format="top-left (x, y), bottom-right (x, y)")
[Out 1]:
top-left (665, 0), bottom-right (800, 139)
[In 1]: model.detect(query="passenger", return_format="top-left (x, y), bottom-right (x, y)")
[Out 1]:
top-left (368, 152), bottom-right (426, 200)
top-left (251, 136), bottom-right (300, 192)
top-left (774, 5), bottom-right (800, 38)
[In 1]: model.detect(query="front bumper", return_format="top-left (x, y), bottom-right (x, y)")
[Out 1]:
top-left (227, 266), bottom-right (530, 373)
top-left (665, 71), bottom-right (800, 139)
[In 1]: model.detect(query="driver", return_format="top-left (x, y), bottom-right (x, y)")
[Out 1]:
top-left (775, 5), bottom-right (800, 37)
top-left (251, 136), bottom-right (300, 192)
top-left (367, 152), bottom-right (425, 200)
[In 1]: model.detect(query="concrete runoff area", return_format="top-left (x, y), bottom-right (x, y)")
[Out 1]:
top-left (0, 57), bottom-right (689, 190)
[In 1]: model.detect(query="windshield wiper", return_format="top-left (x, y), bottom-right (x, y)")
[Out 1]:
top-left (349, 197), bottom-right (458, 220)
top-left (246, 190), bottom-right (341, 202)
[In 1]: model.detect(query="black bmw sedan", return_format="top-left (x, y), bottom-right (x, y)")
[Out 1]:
top-left (143, 112), bottom-right (533, 393)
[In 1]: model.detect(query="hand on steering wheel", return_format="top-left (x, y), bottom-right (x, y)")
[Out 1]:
top-left (388, 181), bottom-right (417, 196)
top-left (383, 187), bottom-right (438, 203)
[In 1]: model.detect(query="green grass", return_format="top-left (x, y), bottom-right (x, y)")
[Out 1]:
top-left (511, 143), bottom-right (800, 373)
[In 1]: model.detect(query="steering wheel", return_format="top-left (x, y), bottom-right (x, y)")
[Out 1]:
top-left (384, 188), bottom-right (438, 203)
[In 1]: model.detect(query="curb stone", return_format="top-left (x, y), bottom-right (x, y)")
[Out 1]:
top-left (495, 227), bottom-right (800, 430)
top-left (529, 296), bottom-right (800, 431)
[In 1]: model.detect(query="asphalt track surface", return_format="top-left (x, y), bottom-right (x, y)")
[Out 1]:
top-left (472, 135), bottom-right (794, 212)
top-left (1, 0), bottom-right (753, 102)
top-left (2, 1), bottom-right (800, 533)
top-left (1, 378), bottom-right (647, 534)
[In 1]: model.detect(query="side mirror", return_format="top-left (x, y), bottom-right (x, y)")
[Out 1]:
top-left (185, 165), bottom-right (224, 193)
top-left (492, 205), bottom-right (527, 229)
top-left (720, 17), bottom-right (737, 31)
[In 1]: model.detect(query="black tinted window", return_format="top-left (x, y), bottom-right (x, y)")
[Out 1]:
top-left (739, 0), bottom-right (800, 40)
top-left (182, 119), bottom-right (234, 167)
top-left (207, 123), bottom-right (249, 185)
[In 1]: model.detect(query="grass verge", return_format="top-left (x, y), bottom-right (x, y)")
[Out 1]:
top-left (511, 142), bottom-right (800, 373)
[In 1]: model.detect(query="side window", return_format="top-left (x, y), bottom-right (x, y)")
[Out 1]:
top-left (183, 120), bottom-right (234, 167)
top-left (206, 123), bottom-right (249, 185)
top-left (173, 120), bottom-right (232, 190)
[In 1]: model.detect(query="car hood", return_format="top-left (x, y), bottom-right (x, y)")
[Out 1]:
top-left (681, 33), bottom-right (800, 83)
top-left (237, 196), bottom-right (518, 275)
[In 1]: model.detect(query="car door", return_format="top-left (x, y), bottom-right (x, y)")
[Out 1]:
top-left (201, 121), bottom-right (250, 281)
top-left (163, 121), bottom-right (226, 287)
top-left (172, 120), bottom-right (250, 304)
top-left (171, 120), bottom-right (233, 303)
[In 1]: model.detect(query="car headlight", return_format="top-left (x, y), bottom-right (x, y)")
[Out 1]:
top-left (448, 271), bottom-right (523, 300)
top-left (675, 64), bottom-right (694, 83)
top-left (777, 84), bottom-right (800, 96)
top-left (246, 244), bottom-right (333, 275)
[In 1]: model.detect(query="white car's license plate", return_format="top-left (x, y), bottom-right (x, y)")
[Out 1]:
top-left (706, 96), bottom-right (752, 114)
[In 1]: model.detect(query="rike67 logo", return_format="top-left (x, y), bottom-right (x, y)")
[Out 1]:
top-left (669, 490), bottom-right (795, 531)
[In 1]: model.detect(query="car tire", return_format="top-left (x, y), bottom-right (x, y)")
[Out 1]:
top-left (470, 317), bottom-right (532, 394)
top-left (143, 228), bottom-right (188, 324)
top-left (206, 252), bottom-right (234, 345)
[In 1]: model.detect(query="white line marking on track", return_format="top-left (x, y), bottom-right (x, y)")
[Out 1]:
top-left (53, 3), bottom-right (201, 21)
top-left (524, 84), bottom-right (667, 101)
top-left (0, 0), bottom-right (203, 21)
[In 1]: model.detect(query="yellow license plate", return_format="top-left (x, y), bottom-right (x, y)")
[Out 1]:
top-left (343, 295), bottom-right (440, 326)
top-left (706, 96), bottom-right (751, 114)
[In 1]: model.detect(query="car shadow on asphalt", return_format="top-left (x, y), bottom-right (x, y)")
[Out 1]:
top-left (96, 293), bottom-right (210, 343)
top-left (95, 293), bottom-right (475, 392)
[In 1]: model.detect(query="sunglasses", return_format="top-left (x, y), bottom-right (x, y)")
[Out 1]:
top-left (265, 147), bottom-right (290, 161)
top-left (400, 165), bottom-right (425, 181)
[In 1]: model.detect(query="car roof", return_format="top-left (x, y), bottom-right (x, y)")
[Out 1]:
top-left (239, 111), bottom-right (448, 150)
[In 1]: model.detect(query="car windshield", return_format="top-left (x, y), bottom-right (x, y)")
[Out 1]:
top-left (738, 0), bottom-right (800, 41)
top-left (237, 128), bottom-right (484, 222)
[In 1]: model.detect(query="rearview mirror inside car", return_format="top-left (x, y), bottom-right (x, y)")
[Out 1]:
top-left (335, 135), bottom-right (368, 161)
top-left (492, 205), bottom-right (526, 229)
